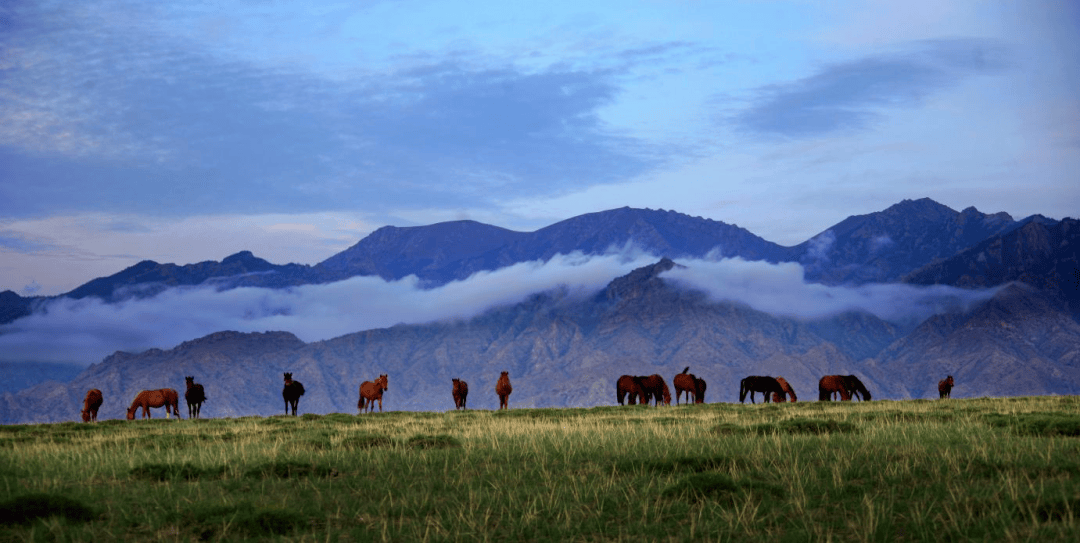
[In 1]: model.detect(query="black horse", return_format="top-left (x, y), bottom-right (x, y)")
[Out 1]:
top-left (739, 376), bottom-right (785, 403)
top-left (184, 376), bottom-right (207, 419)
top-left (282, 372), bottom-right (306, 416)
top-left (836, 375), bottom-right (871, 401)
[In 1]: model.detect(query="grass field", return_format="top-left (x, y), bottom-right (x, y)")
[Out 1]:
top-left (2, 396), bottom-right (1080, 541)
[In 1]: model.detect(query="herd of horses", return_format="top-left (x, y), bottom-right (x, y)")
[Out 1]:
top-left (77, 369), bottom-right (957, 421)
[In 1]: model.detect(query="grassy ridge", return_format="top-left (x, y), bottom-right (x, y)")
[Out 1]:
top-left (2, 397), bottom-right (1079, 541)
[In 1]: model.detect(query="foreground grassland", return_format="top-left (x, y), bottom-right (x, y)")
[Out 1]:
top-left (2, 397), bottom-right (1080, 542)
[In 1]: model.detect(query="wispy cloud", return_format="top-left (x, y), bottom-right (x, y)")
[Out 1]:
top-left (0, 247), bottom-right (999, 365)
top-left (732, 39), bottom-right (1008, 138)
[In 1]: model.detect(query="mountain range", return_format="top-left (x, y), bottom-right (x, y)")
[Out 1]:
top-left (1, 197), bottom-right (1077, 423)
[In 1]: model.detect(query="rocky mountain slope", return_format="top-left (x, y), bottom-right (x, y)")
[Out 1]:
top-left (5, 255), bottom-right (1079, 423)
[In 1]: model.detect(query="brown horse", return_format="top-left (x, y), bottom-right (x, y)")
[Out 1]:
top-left (282, 372), bottom-right (305, 416)
top-left (818, 375), bottom-right (852, 401)
top-left (770, 377), bottom-right (797, 403)
top-left (496, 371), bottom-right (513, 410)
top-left (184, 376), bottom-right (207, 419)
top-left (739, 376), bottom-right (784, 403)
top-left (639, 374), bottom-right (671, 406)
top-left (358, 374), bottom-right (389, 413)
top-left (673, 367), bottom-right (698, 405)
top-left (616, 375), bottom-right (646, 405)
top-left (126, 389), bottom-right (180, 420)
top-left (694, 377), bottom-right (707, 404)
top-left (938, 375), bottom-right (954, 399)
top-left (81, 389), bottom-right (103, 422)
top-left (452, 378), bottom-right (469, 410)
top-left (840, 375), bottom-right (871, 401)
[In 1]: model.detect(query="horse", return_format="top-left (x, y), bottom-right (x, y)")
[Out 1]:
top-left (739, 376), bottom-right (785, 404)
top-left (818, 375), bottom-right (852, 401)
top-left (184, 376), bottom-right (207, 419)
top-left (694, 377), bottom-right (707, 404)
top-left (770, 377), bottom-right (797, 403)
top-left (496, 371), bottom-right (513, 410)
top-left (81, 389), bottom-right (103, 422)
top-left (639, 374), bottom-right (671, 406)
top-left (358, 374), bottom-right (389, 413)
top-left (673, 367), bottom-right (698, 405)
top-left (938, 375), bottom-right (954, 399)
top-left (452, 378), bottom-right (469, 410)
top-left (840, 375), bottom-right (871, 401)
top-left (616, 375), bottom-right (646, 405)
top-left (126, 389), bottom-right (180, 420)
top-left (282, 372), bottom-right (305, 416)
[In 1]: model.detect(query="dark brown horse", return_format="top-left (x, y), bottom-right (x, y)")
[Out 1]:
top-left (639, 374), bottom-right (671, 406)
top-left (126, 389), bottom-right (180, 420)
top-left (616, 375), bottom-right (646, 405)
top-left (694, 377), bottom-right (707, 404)
top-left (739, 376), bottom-right (784, 403)
top-left (184, 376), bottom-right (207, 419)
top-left (357, 374), bottom-right (389, 413)
top-left (818, 375), bottom-right (852, 401)
top-left (673, 367), bottom-right (698, 405)
top-left (452, 378), bottom-right (469, 410)
top-left (282, 372), bottom-right (305, 416)
top-left (839, 375), bottom-right (871, 401)
top-left (496, 371), bottom-right (513, 410)
top-left (938, 375), bottom-right (954, 399)
top-left (81, 389), bottom-right (103, 422)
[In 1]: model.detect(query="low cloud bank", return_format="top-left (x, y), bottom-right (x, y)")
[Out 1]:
top-left (663, 256), bottom-right (1000, 324)
top-left (0, 249), bottom-right (1001, 365)
top-left (0, 251), bottom-right (656, 365)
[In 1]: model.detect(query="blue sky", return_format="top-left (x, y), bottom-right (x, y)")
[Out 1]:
top-left (2, 0), bottom-right (1078, 296)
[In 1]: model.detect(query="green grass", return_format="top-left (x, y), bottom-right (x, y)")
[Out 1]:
top-left (1, 397), bottom-right (1079, 541)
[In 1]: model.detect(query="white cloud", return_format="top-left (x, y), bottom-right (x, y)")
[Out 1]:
top-left (0, 247), bottom-right (1002, 366)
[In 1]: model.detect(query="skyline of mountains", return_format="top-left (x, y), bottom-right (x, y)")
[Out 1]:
top-left (0, 197), bottom-right (1077, 422)
top-left (1, 197), bottom-right (1064, 317)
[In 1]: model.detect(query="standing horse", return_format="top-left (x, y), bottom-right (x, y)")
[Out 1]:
top-left (496, 371), bottom-right (513, 410)
top-left (126, 389), bottom-right (180, 420)
top-left (694, 377), bottom-right (707, 404)
top-left (840, 375), bottom-right (871, 401)
top-left (452, 378), bottom-right (469, 410)
top-left (358, 374), bottom-right (389, 413)
top-left (739, 376), bottom-right (784, 404)
top-left (81, 389), bottom-right (103, 422)
top-left (282, 372), bottom-right (305, 416)
top-left (616, 375), bottom-right (646, 405)
top-left (818, 375), bottom-right (851, 401)
top-left (770, 377), bottom-right (797, 403)
top-left (639, 374), bottom-right (671, 406)
top-left (673, 367), bottom-right (698, 405)
top-left (184, 376), bottom-right (207, 419)
top-left (938, 376), bottom-right (954, 399)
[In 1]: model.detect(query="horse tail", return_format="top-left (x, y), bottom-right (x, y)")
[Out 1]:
top-left (682, 367), bottom-right (690, 374)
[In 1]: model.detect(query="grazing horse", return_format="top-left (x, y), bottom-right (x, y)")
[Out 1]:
top-left (184, 376), bottom-right (207, 419)
top-left (770, 377), bottom-right (798, 403)
top-left (694, 377), bottom-right (707, 404)
top-left (839, 375), bottom-right (871, 401)
top-left (616, 375), bottom-right (646, 405)
top-left (282, 372), bottom-right (305, 416)
top-left (639, 374), bottom-right (671, 406)
top-left (673, 367), bottom-right (698, 405)
top-left (739, 376), bottom-right (785, 404)
top-left (81, 389), bottom-right (103, 422)
top-left (452, 378), bottom-right (469, 410)
top-left (126, 389), bottom-right (180, 420)
top-left (496, 371), bottom-right (513, 410)
top-left (938, 376), bottom-right (954, 399)
top-left (818, 375), bottom-right (852, 401)
top-left (358, 374), bottom-right (389, 413)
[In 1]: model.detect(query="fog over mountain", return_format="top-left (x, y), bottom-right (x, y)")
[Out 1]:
top-left (0, 198), bottom-right (1077, 422)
